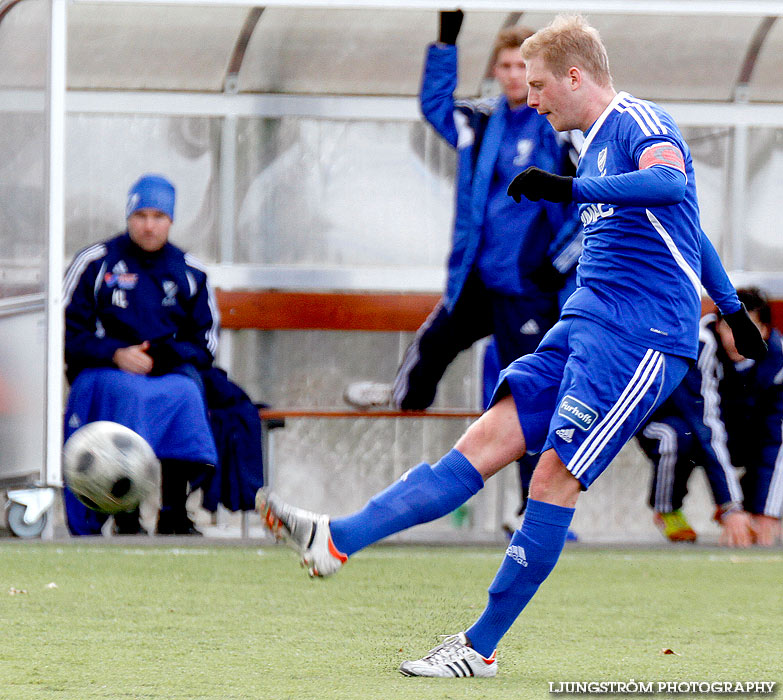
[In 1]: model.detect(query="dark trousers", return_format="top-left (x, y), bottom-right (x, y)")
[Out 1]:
top-left (392, 272), bottom-right (558, 410)
top-left (64, 459), bottom-right (209, 536)
top-left (637, 416), bottom-right (695, 513)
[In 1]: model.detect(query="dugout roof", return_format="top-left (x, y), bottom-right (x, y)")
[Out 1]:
top-left (4, 1), bottom-right (783, 101)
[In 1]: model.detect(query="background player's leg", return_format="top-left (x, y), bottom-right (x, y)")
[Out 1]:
top-left (392, 274), bottom-right (492, 410)
top-left (465, 450), bottom-right (577, 657)
top-left (329, 395), bottom-right (525, 556)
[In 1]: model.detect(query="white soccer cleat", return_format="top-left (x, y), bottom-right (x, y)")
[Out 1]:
top-left (256, 489), bottom-right (347, 578)
top-left (399, 633), bottom-right (497, 678)
top-left (343, 381), bottom-right (393, 409)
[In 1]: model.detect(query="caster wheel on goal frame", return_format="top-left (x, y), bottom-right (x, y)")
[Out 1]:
top-left (6, 501), bottom-right (48, 538)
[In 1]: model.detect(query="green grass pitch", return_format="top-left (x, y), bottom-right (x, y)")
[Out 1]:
top-left (0, 542), bottom-right (780, 699)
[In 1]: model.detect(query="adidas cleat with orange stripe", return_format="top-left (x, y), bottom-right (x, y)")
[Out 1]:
top-left (256, 489), bottom-right (347, 578)
top-left (399, 633), bottom-right (497, 678)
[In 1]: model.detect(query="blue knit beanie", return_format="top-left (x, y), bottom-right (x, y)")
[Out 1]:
top-left (126, 174), bottom-right (176, 221)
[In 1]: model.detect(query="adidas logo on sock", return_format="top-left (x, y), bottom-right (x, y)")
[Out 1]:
top-left (506, 544), bottom-right (528, 567)
top-left (556, 427), bottom-right (575, 443)
top-left (68, 413), bottom-right (82, 429)
top-left (520, 319), bottom-right (540, 335)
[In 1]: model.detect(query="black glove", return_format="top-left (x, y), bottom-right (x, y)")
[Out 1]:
top-left (528, 260), bottom-right (567, 292)
top-left (438, 10), bottom-right (464, 45)
top-left (723, 303), bottom-right (768, 360)
top-left (146, 338), bottom-right (183, 375)
top-left (507, 167), bottom-right (574, 203)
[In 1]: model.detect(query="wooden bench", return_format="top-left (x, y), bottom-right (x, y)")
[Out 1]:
top-left (217, 289), bottom-right (443, 332)
top-left (215, 289), bottom-right (484, 518)
top-left (215, 289), bottom-right (484, 424)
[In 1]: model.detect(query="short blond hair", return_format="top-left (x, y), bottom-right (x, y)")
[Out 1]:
top-left (521, 15), bottom-right (612, 88)
top-left (490, 25), bottom-right (535, 66)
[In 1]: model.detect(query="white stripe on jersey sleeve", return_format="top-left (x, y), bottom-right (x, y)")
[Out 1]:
top-left (184, 252), bottom-right (220, 357)
top-left (453, 110), bottom-right (474, 149)
top-left (623, 96), bottom-right (668, 136)
top-left (621, 98), bottom-right (660, 135)
top-left (614, 101), bottom-right (651, 136)
top-left (63, 243), bottom-right (107, 306)
top-left (615, 99), bottom-right (658, 137)
top-left (645, 210), bottom-right (701, 300)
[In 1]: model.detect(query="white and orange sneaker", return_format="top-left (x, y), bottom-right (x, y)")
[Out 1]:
top-left (399, 633), bottom-right (497, 678)
top-left (256, 489), bottom-right (347, 578)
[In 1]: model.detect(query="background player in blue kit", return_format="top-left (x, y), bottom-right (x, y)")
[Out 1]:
top-left (258, 15), bottom-right (767, 678)
top-left (639, 308), bottom-right (753, 546)
top-left (344, 11), bottom-right (581, 411)
top-left (642, 288), bottom-right (782, 546)
top-left (718, 288), bottom-right (783, 545)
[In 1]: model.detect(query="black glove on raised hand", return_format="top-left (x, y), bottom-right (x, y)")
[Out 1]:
top-left (507, 167), bottom-right (574, 203)
top-left (438, 10), bottom-right (464, 45)
top-left (723, 303), bottom-right (768, 360)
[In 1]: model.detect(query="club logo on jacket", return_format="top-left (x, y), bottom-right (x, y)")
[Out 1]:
top-left (162, 281), bottom-right (178, 307)
top-left (513, 139), bottom-right (534, 167)
top-left (104, 261), bottom-right (138, 290)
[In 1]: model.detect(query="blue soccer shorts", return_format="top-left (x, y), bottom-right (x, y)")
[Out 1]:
top-left (490, 316), bottom-right (690, 489)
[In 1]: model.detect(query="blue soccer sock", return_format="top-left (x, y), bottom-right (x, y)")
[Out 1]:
top-left (329, 449), bottom-right (484, 557)
top-left (466, 498), bottom-right (575, 658)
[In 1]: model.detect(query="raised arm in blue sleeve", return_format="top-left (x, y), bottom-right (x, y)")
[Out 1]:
top-left (572, 165), bottom-right (687, 206)
top-left (700, 231), bottom-right (740, 315)
top-left (419, 44), bottom-right (460, 147)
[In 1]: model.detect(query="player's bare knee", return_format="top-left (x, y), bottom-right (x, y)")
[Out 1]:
top-left (529, 451), bottom-right (581, 507)
top-left (455, 404), bottom-right (526, 479)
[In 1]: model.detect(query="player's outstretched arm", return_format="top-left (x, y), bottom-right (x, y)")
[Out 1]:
top-left (420, 12), bottom-right (465, 147)
top-left (507, 162), bottom-right (686, 206)
top-left (508, 141), bottom-right (688, 206)
top-left (699, 231), bottom-right (767, 359)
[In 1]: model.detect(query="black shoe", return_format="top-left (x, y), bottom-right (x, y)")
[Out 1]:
top-left (156, 511), bottom-right (202, 536)
top-left (112, 510), bottom-right (148, 535)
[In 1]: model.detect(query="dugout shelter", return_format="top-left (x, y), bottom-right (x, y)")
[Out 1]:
top-left (3, 0), bottom-right (783, 540)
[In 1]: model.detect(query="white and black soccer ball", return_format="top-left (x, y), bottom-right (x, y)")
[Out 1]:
top-left (63, 421), bottom-right (160, 514)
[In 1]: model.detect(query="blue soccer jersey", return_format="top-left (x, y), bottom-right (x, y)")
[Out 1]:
top-left (561, 91), bottom-right (705, 359)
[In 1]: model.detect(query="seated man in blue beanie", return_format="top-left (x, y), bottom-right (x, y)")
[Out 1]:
top-left (63, 174), bottom-right (219, 535)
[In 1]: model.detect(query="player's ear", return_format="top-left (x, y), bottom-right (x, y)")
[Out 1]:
top-left (568, 66), bottom-right (581, 90)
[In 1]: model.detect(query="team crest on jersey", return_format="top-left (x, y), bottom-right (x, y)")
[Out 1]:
top-left (598, 146), bottom-right (608, 176)
top-left (557, 395), bottom-right (598, 432)
top-left (513, 139), bottom-right (534, 167)
top-left (162, 280), bottom-right (178, 307)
